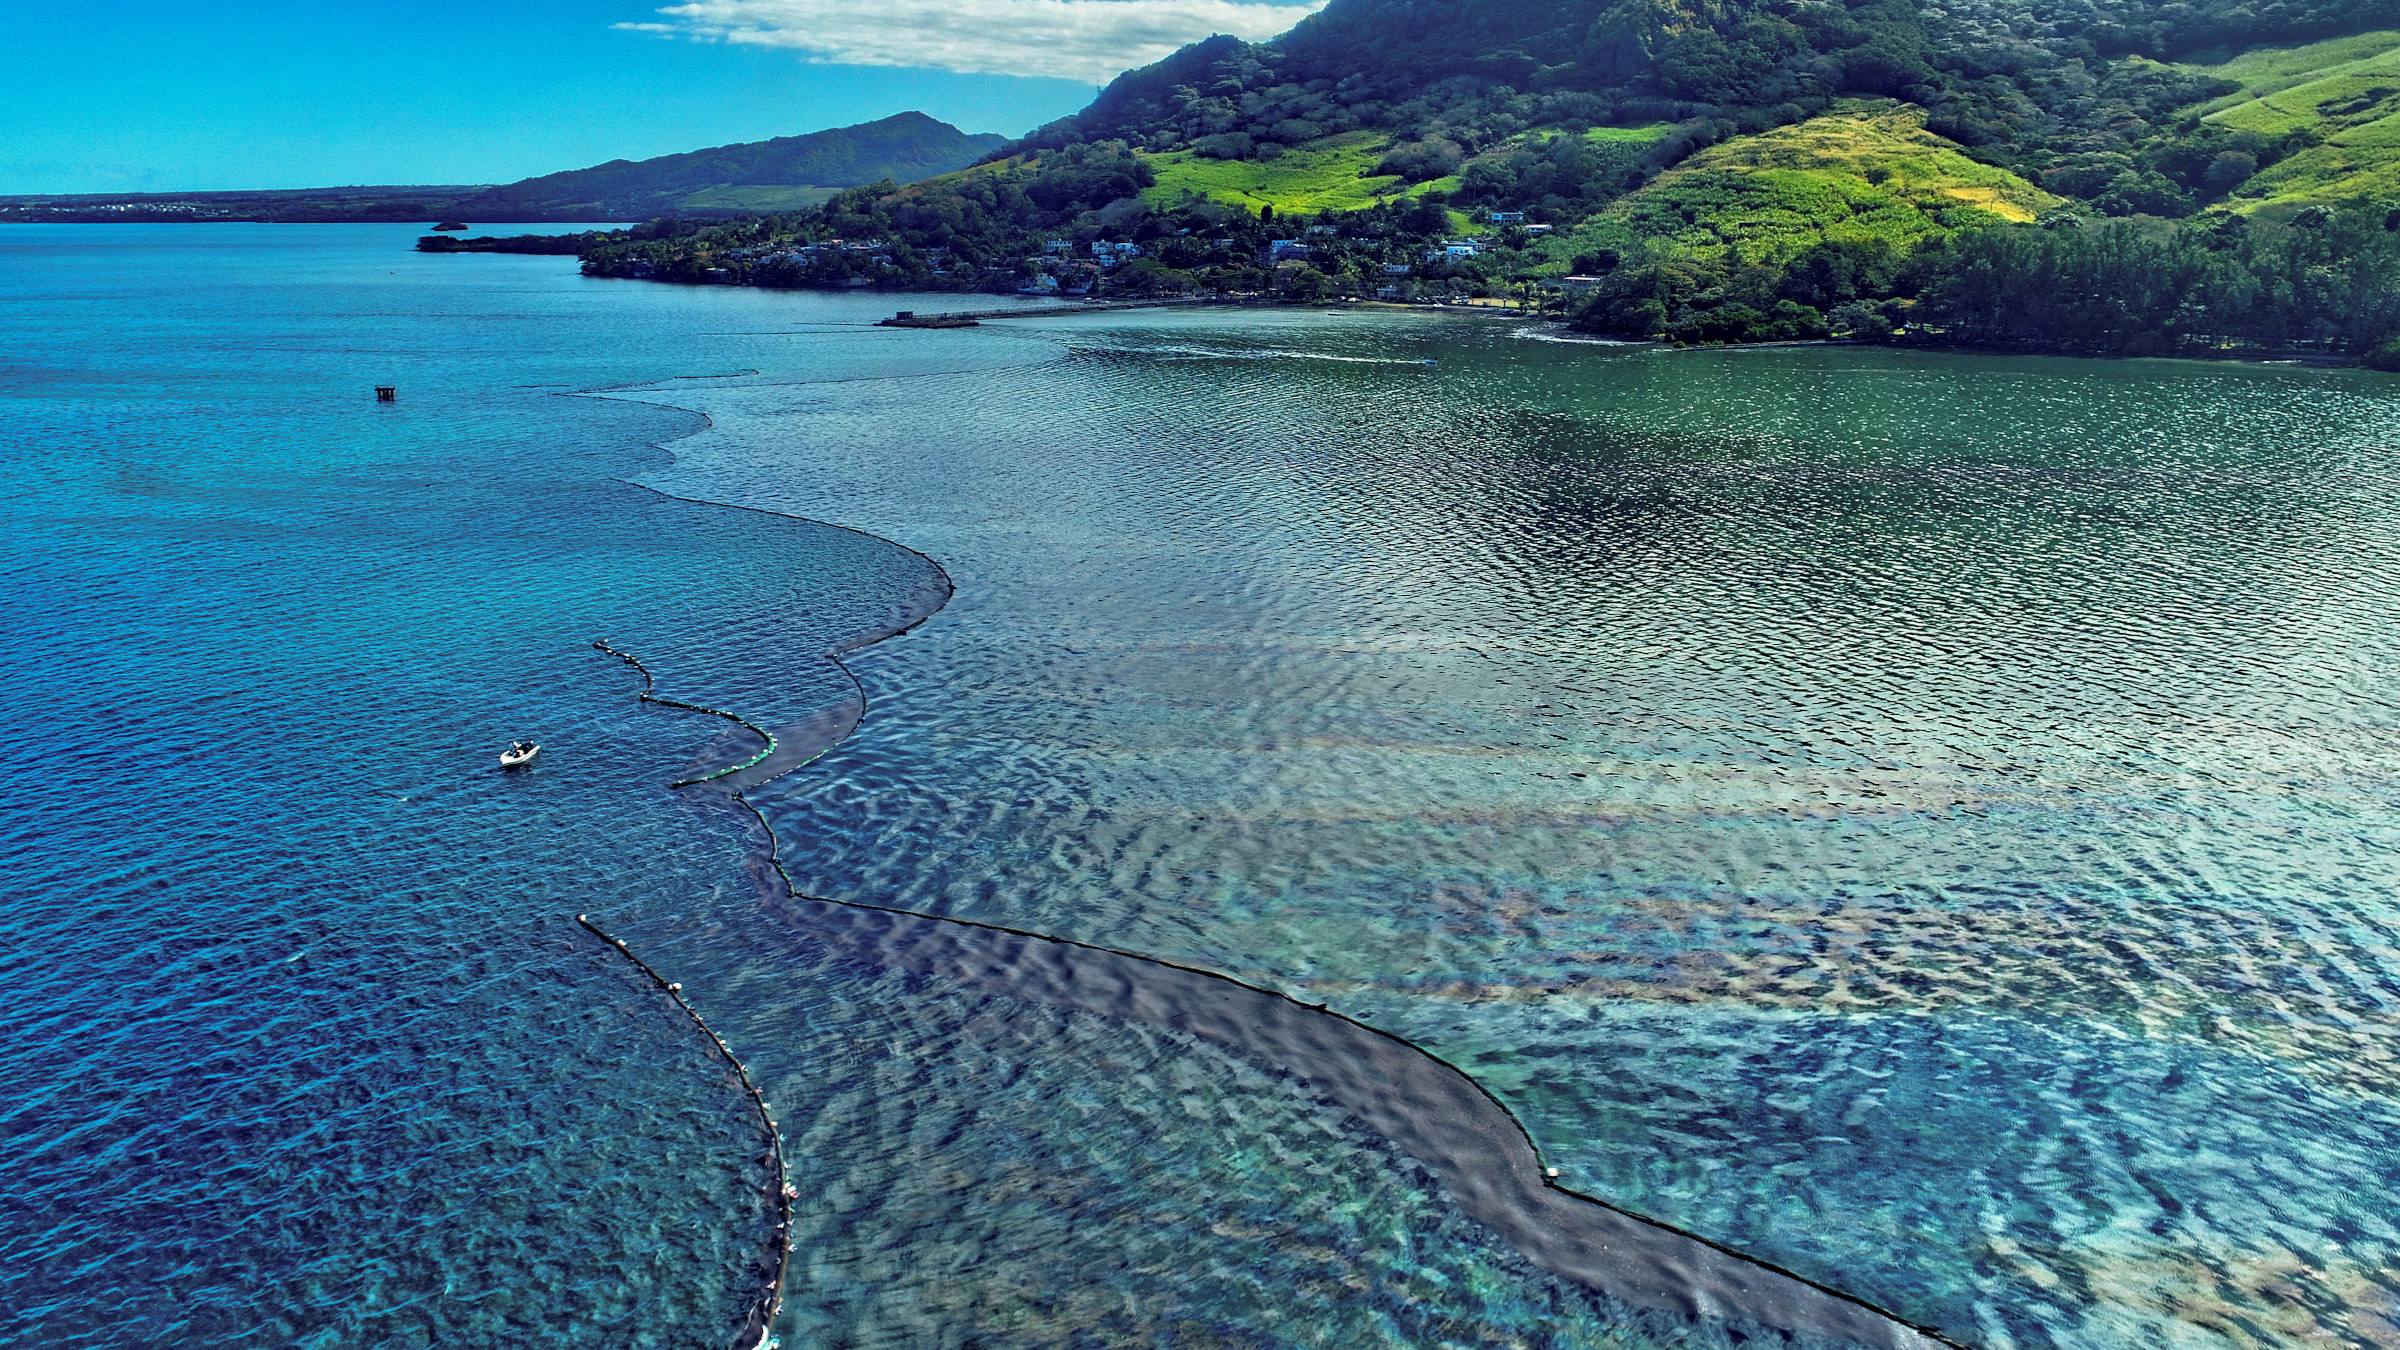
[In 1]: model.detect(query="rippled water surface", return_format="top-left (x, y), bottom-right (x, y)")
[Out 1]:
top-left (635, 315), bottom-right (2400, 1350)
top-left (10, 228), bottom-right (2399, 1350)
top-left (0, 226), bottom-right (969, 1346)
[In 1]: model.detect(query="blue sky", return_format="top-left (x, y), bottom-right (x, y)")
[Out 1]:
top-left (4, 0), bottom-right (1321, 195)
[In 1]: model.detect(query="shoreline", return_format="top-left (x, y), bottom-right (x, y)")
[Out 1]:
top-left (561, 263), bottom-right (2390, 369)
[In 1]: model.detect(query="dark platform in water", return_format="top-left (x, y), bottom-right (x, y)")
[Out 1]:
top-left (877, 311), bottom-right (980, 329)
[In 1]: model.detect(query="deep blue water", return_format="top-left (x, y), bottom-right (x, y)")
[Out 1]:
top-left (0, 225), bottom-right (948, 1346)
top-left (8, 226), bottom-right (2400, 1350)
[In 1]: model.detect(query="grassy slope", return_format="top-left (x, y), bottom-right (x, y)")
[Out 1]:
top-left (677, 185), bottom-right (843, 212)
top-left (1134, 123), bottom-right (1669, 223)
top-left (1542, 101), bottom-right (2057, 268)
top-left (1139, 131), bottom-right (1458, 213)
top-left (1580, 124), bottom-right (1679, 144)
top-left (2194, 32), bottom-right (2400, 207)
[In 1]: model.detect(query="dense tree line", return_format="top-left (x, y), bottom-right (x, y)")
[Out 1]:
top-left (1575, 202), bottom-right (2400, 362)
top-left (416, 232), bottom-right (606, 256)
top-left (576, 171), bottom-right (1506, 301)
top-left (1919, 204), bottom-right (2400, 358)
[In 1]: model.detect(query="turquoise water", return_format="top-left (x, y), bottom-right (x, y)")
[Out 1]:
top-left (7, 226), bottom-right (2399, 1350)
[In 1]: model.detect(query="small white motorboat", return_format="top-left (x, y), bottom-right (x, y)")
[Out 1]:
top-left (499, 740), bottom-right (541, 769)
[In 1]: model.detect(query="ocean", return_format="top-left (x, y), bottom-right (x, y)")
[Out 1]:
top-left (5, 224), bottom-right (2398, 1350)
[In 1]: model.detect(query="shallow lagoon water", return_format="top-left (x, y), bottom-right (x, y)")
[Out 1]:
top-left (635, 315), bottom-right (2400, 1350)
top-left (6, 228), bottom-right (2398, 1350)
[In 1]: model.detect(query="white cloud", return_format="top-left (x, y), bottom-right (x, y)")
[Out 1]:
top-left (618, 0), bottom-right (1324, 85)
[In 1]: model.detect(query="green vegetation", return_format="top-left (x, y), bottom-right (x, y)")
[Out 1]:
top-left (1026, 0), bottom-right (2383, 183)
top-left (2199, 32), bottom-right (2400, 109)
top-left (581, 143), bottom-right (1175, 290)
top-left (1569, 203), bottom-right (2400, 359)
top-left (1141, 131), bottom-right (1454, 213)
top-left (1917, 206), bottom-right (2400, 359)
top-left (1564, 102), bottom-right (2057, 266)
top-left (416, 232), bottom-right (613, 256)
top-left (674, 185), bottom-right (843, 213)
top-left (2184, 34), bottom-right (2400, 207)
top-left (1581, 125), bottom-right (1677, 144)
top-left (1440, 123), bottom-right (1673, 221)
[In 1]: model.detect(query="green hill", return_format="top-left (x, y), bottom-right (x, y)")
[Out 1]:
top-left (1561, 102), bottom-right (2059, 266)
top-left (453, 113), bottom-right (1007, 221)
top-left (2191, 32), bottom-right (2400, 208)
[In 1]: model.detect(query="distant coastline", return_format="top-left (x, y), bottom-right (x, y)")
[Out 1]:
top-left (409, 227), bottom-right (2393, 370)
top-left (0, 187), bottom-right (510, 226)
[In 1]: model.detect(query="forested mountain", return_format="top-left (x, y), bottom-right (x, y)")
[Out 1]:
top-left (1023, 0), bottom-right (2391, 214)
top-left (454, 113), bottom-right (1008, 221)
top-left (584, 0), bottom-right (2400, 363)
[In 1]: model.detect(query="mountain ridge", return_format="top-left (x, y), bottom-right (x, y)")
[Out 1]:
top-left (0, 113), bottom-right (1011, 225)
top-left (1010, 0), bottom-right (2398, 214)
top-left (455, 112), bottom-right (1008, 221)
